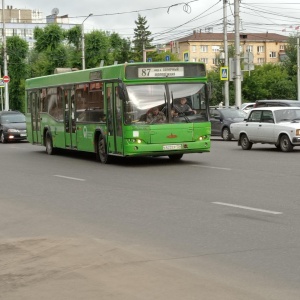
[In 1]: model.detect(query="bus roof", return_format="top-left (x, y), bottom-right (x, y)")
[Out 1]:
top-left (25, 61), bottom-right (207, 90)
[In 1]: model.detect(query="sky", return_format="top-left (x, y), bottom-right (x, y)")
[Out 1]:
top-left (5, 1), bottom-right (300, 44)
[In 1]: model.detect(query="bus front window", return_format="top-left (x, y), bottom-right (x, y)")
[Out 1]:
top-left (125, 85), bottom-right (166, 124)
top-left (124, 83), bottom-right (208, 124)
top-left (169, 83), bottom-right (208, 122)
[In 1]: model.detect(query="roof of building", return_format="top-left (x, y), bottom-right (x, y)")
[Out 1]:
top-left (176, 32), bottom-right (288, 43)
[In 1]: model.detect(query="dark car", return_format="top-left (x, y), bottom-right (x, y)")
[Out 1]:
top-left (254, 99), bottom-right (300, 108)
top-left (209, 107), bottom-right (247, 140)
top-left (0, 111), bottom-right (27, 143)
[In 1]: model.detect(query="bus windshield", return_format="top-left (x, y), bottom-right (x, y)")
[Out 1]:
top-left (125, 83), bottom-right (208, 124)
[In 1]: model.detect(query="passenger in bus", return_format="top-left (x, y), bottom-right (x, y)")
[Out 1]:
top-left (174, 97), bottom-right (196, 115)
top-left (146, 107), bottom-right (166, 124)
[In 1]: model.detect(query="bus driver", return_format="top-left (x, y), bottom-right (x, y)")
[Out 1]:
top-left (173, 97), bottom-right (196, 115)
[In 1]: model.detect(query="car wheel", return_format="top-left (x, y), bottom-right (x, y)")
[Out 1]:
top-left (168, 154), bottom-right (183, 160)
top-left (222, 127), bottom-right (231, 141)
top-left (97, 135), bottom-right (111, 164)
top-left (279, 134), bottom-right (293, 152)
top-left (0, 131), bottom-right (7, 143)
top-left (45, 131), bottom-right (56, 155)
top-left (240, 133), bottom-right (252, 150)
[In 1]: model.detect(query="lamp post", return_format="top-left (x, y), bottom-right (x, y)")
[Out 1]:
top-left (81, 13), bottom-right (93, 70)
top-left (2, 0), bottom-right (9, 110)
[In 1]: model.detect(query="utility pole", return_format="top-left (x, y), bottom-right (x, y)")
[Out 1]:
top-left (81, 13), bottom-right (92, 70)
top-left (297, 38), bottom-right (300, 101)
top-left (223, 0), bottom-right (229, 106)
top-left (2, 0), bottom-right (9, 110)
top-left (234, 0), bottom-right (242, 107)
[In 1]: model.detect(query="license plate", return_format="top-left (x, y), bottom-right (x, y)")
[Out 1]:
top-left (163, 144), bottom-right (182, 150)
top-left (20, 134), bottom-right (27, 137)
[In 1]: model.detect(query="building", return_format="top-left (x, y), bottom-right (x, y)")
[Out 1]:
top-left (0, 6), bottom-right (76, 48)
top-left (171, 31), bottom-right (288, 70)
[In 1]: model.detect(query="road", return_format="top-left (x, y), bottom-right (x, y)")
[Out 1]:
top-left (0, 139), bottom-right (299, 300)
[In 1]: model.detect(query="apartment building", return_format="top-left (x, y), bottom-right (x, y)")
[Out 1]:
top-left (171, 31), bottom-right (288, 70)
top-left (0, 6), bottom-right (76, 48)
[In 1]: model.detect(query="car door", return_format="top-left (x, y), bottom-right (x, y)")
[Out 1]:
top-left (257, 110), bottom-right (275, 142)
top-left (245, 110), bottom-right (262, 141)
top-left (210, 109), bottom-right (222, 135)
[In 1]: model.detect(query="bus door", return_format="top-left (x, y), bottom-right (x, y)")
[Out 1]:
top-left (30, 91), bottom-right (41, 144)
top-left (106, 83), bottom-right (123, 155)
top-left (64, 88), bottom-right (77, 149)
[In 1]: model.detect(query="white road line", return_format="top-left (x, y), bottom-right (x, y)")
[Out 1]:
top-left (212, 202), bottom-right (283, 215)
top-left (53, 175), bottom-right (86, 182)
top-left (192, 165), bottom-right (231, 171)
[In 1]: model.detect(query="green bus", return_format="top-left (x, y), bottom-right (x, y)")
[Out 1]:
top-left (25, 62), bottom-right (211, 163)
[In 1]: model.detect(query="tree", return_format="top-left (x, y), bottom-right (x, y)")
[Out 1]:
top-left (108, 33), bottom-right (131, 64)
top-left (85, 30), bottom-right (110, 68)
top-left (282, 33), bottom-right (299, 78)
top-left (6, 36), bottom-right (29, 111)
top-left (132, 14), bottom-right (153, 62)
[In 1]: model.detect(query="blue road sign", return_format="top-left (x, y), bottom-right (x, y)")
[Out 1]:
top-left (165, 55), bottom-right (170, 61)
top-left (147, 58), bottom-right (152, 62)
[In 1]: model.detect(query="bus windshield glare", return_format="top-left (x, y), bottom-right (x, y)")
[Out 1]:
top-left (125, 83), bottom-right (208, 124)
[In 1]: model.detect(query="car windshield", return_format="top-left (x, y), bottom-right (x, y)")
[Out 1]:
top-left (124, 83), bottom-right (208, 124)
top-left (274, 109), bottom-right (300, 122)
top-left (1, 114), bottom-right (25, 124)
top-left (221, 109), bottom-right (246, 118)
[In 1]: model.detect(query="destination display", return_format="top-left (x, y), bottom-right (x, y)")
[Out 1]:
top-left (138, 67), bottom-right (184, 78)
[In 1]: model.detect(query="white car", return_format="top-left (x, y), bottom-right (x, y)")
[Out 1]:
top-left (239, 102), bottom-right (255, 115)
top-left (230, 107), bottom-right (300, 152)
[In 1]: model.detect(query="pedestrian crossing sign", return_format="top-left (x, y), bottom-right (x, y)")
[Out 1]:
top-left (220, 67), bottom-right (228, 81)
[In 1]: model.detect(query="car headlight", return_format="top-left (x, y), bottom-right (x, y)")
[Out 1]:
top-left (7, 129), bottom-right (19, 133)
top-left (296, 129), bottom-right (300, 136)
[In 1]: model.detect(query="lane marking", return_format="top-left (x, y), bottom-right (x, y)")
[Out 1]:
top-left (53, 175), bottom-right (86, 182)
top-left (212, 202), bottom-right (283, 215)
top-left (192, 165), bottom-right (231, 171)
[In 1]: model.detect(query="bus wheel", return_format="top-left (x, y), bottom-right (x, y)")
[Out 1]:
top-left (168, 154), bottom-right (183, 160)
top-left (97, 135), bottom-right (110, 164)
top-left (45, 131), bottom-right (55, 155)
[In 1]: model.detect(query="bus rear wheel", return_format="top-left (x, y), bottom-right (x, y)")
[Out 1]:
top-left (168, 154), bottom-right (183, 160)
top-left (97, 135), bottom-right (111, 164)
top-left (45, 131), bottom-right (55, 155)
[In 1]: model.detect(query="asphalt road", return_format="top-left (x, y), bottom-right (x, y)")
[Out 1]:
top-left (0, 139), bottom-right (299, 300)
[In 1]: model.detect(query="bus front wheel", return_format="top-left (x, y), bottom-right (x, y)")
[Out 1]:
top-left (97, 135), bottom-right (110, 164)
top-left (45, 132), bottom-right (55, 155)
top-left (168, 154), bottom-right (183, 160)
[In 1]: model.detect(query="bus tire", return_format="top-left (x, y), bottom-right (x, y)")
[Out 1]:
top-left (45, 131), bottom-right (55, 155)
top-left (168, 154), bottom-right (183, 160)
top-left (97, 135), bottom-right (110, 164)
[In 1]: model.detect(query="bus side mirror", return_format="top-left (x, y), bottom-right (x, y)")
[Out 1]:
top-left (117, 85), bottom-right (126, 100)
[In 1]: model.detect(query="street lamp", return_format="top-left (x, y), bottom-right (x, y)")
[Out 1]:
top-left (2, 0), bottom-right (9, 110)
top-left (81, 13), bottom-right (93, 70)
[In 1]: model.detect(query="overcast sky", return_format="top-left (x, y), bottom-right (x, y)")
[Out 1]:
top-left (6, 1), bottom-right (300, 44)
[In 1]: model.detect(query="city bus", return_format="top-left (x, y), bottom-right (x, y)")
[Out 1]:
top-left (25, 62), bottom-right (211, 163)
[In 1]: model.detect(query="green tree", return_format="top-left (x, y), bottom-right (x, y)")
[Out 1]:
top-left (34, 23), bottom-right (64, 52)
top-left (242, 64), bottom-right (296, 101)
top-left (6, 36), bottom-right (29, 111)
top-left (108, 33), bottom-right (131, 64)
top-left (132, 14), bottom-right (153, 62)
top-left (85, 30), bottom-right (110, 68)
top-left (282, 33), bottom-right (299, 78)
